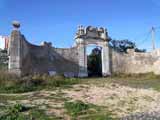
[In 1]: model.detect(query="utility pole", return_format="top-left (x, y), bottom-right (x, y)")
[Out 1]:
top-left (151, 27), bottom-right (156, 50)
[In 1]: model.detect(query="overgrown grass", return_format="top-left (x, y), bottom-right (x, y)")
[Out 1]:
top-left (0, 104), bottom-right (30, 120)
top-left (1, 71), bottom-right (160, 93)
top-left (0, 95), bottom-right (27, 102)
top-left (0, 104), bottom-right (56, 120)
top-left (112, 72), bottom-right (160, 80)
top-left (28, 109), bottom-right (56, 120)
top-left (0, 64), bottom-right (7, 70)
top-left (79, 72), bottom-right (160, 91)
top-left (64, 101), bottom-right (115, 120)
top-left (110, 72), bottom-right (160, 91)
top-left (1, 72), bottom-right (160, 119)
top-left (0, 72), bottom-right (80, 93)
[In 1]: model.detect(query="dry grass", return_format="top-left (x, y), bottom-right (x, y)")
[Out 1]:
top-left (0, 72), bottom-right (160, 119)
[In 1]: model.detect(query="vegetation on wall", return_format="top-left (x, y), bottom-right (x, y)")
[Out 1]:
top-left (110, 39), bottom-right (146, 53)
top-left (0, 49), bottom-right (8, 70)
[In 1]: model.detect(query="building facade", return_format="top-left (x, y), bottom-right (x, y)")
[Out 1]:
top-left (0, 36), bottom-right (9, 50)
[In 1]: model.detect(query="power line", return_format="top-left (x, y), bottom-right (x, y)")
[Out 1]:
top-left (150, 26), bottom-right (160, 50)
top-left (133, 30), bottom-right (150, 42)
top-left (135, 25), bottom-right (160, 50)
top-left (135, 30), bottom-right (151, 47)
top-left (109, 25), bottom-right (160, 51)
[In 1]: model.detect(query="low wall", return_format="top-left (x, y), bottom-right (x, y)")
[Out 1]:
top-left (111, 48), bottom-right (160, 75)
top-left (19, 33), bottom-right (79, 76)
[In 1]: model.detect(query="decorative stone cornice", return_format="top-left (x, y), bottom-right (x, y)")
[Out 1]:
top-left (75, 25), bottom-right (110, 41)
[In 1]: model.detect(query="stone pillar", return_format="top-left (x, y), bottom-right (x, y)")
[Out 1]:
top-left (77, 38), bottom-right (88, 77)
top-left (8, 21), bottom-right (22, 76)
top-left (101, 41), bottom-right (110, 76)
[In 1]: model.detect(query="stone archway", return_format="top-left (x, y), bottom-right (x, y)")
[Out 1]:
top-left (75, 26), bottom-right (111, 77)
top-left (87, 45), bottom-right (102, 77)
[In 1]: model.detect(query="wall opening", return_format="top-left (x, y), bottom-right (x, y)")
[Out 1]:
top-left (87, 45), bottom-right (102, 77)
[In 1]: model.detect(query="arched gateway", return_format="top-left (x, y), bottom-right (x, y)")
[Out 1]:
top-left (8, 22), bottom-right (160, 77)
top-left (75, 26), bottom-right (111, 77)
top-left (8, 22), bottom-right (111, 77)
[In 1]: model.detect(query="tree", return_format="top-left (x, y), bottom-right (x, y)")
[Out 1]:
top-left (110, 39), bottom-right (136, 53)
top-left (135, 48), bottom-right (146, 52)
top-left (110, 39), bottom-right (146, 53)
top-left (87, 47), bottom-right (102, 77)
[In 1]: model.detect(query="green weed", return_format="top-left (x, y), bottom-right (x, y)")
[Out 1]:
top-left (64, 101), bottom-right (115, 120)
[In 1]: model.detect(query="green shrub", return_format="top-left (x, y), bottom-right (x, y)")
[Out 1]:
top-left (0, 104), bottom-right (29, 120)
top-left (64, 101), bottom-right (90, 117)
top-left (29, 109), bottom-right (53, 120)
top-left (64, 101), bottom-right (115, 120)
top-left (0, 104), bottom-right (54, 120)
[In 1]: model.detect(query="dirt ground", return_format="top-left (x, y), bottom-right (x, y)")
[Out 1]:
top-left (1, 78), bottom-right (160, 120)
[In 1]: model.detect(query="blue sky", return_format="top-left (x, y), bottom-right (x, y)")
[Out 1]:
top-left (0, 0), bottom-right (160, 51)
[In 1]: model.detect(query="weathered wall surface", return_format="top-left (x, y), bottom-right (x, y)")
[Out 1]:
top-left (9, 30), bottom-right (79, 76)
top-left (8, 27), bottom-right (160, 77)
top-left (111, 48), bottom-right (160, 75)
top-left (22, 38), bottom-right (79, 76)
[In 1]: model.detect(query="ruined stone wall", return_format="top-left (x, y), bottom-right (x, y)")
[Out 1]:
top-left (11, 32), bottom-right (79, 76)
top-left (54, 48), bottom-right (78, 64)
top-left (9, 27), bottom-right (160, 77)
top-left (111, 48), bottom-right (160, 75)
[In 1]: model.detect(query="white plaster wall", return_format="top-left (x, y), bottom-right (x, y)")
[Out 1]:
top-left (0, 36), bottom-right (5, 49)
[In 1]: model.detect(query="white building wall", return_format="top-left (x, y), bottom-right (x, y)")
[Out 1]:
top-left (0, 36), bottom-right (5, 49)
